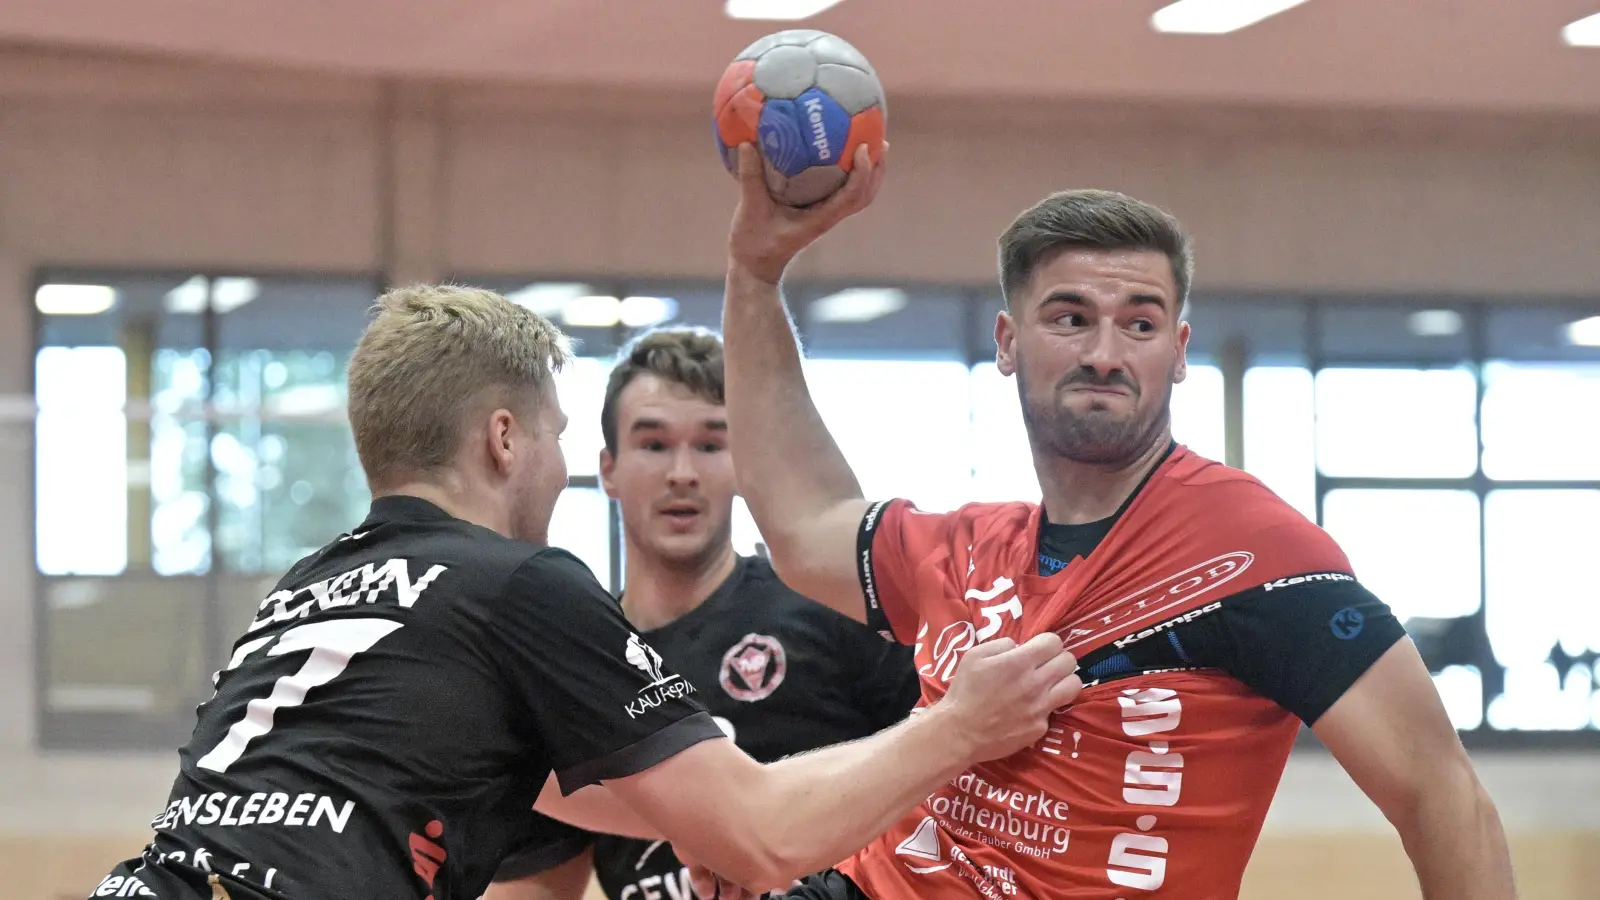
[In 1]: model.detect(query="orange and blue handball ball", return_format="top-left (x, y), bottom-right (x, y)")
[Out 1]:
top-left (713, 30), bottom-right (887, 208)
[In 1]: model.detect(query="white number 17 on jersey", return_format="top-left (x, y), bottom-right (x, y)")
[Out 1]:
top-left (195, 617), bottom-right (403, 773)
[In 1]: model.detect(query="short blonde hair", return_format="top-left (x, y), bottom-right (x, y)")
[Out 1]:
top-left (346, 284), bottom-right (572, 487)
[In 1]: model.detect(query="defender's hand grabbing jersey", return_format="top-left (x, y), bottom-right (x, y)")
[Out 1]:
top-left (95, 496), bottom-right (724, 900)
top-left (493, 555), bottom-right (922, 900)
top-left (840, 446), bottom-right (1406, 900)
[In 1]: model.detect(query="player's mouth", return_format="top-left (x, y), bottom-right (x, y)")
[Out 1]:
top-left (657, 502), bottom-right (704, 532)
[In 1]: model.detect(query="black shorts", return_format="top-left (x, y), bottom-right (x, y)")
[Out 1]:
top-left (89, 857), bottom-right (277, 900)
top-left (778, 870), bottom-right (871, 900)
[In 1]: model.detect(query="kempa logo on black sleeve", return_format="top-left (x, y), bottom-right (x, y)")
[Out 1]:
top-left (1261, 572), bottom-right (1355, 592)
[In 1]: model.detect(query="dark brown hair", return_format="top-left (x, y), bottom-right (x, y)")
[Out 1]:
top-left (601, 327), bottom-right (725, 453)
top-left (998, 189), bottom-right (1194, 310)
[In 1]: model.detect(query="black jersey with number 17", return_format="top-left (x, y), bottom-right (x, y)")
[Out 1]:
top-left (93, 496), bottom-right (724, 900)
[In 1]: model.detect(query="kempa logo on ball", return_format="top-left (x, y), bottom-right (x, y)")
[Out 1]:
top-left (720, 633), bottom-right (788, 702)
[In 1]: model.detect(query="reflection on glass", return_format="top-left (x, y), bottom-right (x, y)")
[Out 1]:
top-left (806, 360), bottom-right (972, 512)
top-left (151, 349), bottom-right (212, 575)
top-left (1484, 490), bottom-right (1600, 668)
top-left (731, 496), bottom-right (765, 559)
top-left (1481, 362), bottom-right (1600, 480)
top-left (214, 422), bottom-right (367, 574)
top-left (969, 363), bottom-right (1037, 503)
top-left (209, 348), bottom-right (366, 573)
top-left (548, 487), bottom-right (611, 586)
top-left (1314, 367), bottom-right (1478, 478)
top-left (1433, 665), bottom-right (1484, 731)
top-left (35, 347), bottom-right (129, 576)
top-left (1486, 662), bottom-right (1598, 731)
top-left (1321, 489), bottom-right (1481, 620)
top-left (554, 357), bottom-right (612, 477)
top-left (1170, 365), bottom-right (1226, 463)
top-left (1243, 366), bottom-right (1316, 521)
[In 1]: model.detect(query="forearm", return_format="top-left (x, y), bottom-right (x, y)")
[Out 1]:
top-left (722, 264), bottom-right (864, 530)
top-left (674, 705), bottom-right (971, 890)
top-left (1397, 775), bottom-right (1516, 900)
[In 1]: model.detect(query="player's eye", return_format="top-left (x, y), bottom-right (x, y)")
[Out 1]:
top-left (642, 440), bottom-right (667, 452)
top-left (1130, 319), bottom-right (1156, 333)
top-left (699, 442), bottom-right (725, 453)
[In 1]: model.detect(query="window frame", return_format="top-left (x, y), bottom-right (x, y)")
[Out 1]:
top-left (1306, 297), bottom-right (1600, 750)
top-left (31, 268), bottom-right (1600, 750)
top-left (30, 266), bottom-right (386, 749)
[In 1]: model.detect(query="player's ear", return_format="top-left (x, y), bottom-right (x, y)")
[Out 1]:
top-left (995, 310), bottom-right (1019, 377)
top-left (1173, 320), bottom-right (1191, 385)
top-left (599, 447), bottom-right (620, 499)
top-left (486, 408), bottom-right (517, 475)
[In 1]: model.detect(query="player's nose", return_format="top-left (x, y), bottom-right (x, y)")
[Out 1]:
top-left (666, 446), bottom-right (701, 486)
top-left (1075, 322), bottom-right (1133, 381)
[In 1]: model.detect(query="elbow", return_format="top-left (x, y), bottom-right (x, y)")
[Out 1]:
top-left (732, 849), bottom-right (826, 894)
top-left (693, 824), bottom-right (831, 893)
top-left (692, 846), bottom-right (794, 896)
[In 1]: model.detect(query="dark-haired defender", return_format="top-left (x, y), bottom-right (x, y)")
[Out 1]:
top-left (707, 141), bottom-right (1517, 900)
top-left (485, 328), bottom-right (921, 900)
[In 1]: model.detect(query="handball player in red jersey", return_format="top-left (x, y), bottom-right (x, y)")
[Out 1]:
top-left (705, 141), bottom-right (1518, 900)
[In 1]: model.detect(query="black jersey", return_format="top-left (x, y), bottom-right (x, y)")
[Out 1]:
top-left (91, 496), bottom-right (724, 900)
top-left (493, 555), bottom-right (922, 900)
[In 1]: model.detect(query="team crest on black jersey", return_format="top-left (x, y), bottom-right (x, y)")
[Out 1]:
top-left (719, 633), bottom-right (787, 702)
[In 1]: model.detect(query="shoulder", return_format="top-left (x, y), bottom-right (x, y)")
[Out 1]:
top-left (866, 497), bottom-right (1037, 547)
top-left (505, 546), bottom-right (612, 602)
top-left (1168, 452), bottom-right (1350, 574)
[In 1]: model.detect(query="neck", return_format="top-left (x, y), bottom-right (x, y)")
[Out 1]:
top-left (621, 540), bottom-right (740, 632)
top-left (375, 476), bottom-right (511, 538)
top-left (1034, 430), bottom-right (1173, 526)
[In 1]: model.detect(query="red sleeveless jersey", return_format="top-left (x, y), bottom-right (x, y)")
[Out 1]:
top-left (840, 447), bottom-right (1361, 900)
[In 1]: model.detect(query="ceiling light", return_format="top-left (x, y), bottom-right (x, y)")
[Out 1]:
top-left (161, 276), bottom-right (257, 315)
top-left (164, 276), bottom-right (208, 314)
top-left (1565, 315), bottom-right (1600, 347)
top-left (809, 287), bottom-right (906, 324)
top-left (1563, 12), bottom-right (1600, 47)
top-left (35, 284), bottom-right (116, 316)
top-left (1407, 309), bottom-right (1463, 338)
top-left (725, 0), bottom-right (846, 22)
top-left (1151, 0), bottom-right (1310, 35)
top-left (211, 277), bottom-right (259, 314)
top-left (619, 296), bottom-right (679, 329)
top-left (507, 282), bottom-right (593, 317)
top-left (561, 295), bottom-right (622, 329)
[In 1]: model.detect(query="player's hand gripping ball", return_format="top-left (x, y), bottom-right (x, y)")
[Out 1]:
top-left (713, 30), bottom-right (886, 208)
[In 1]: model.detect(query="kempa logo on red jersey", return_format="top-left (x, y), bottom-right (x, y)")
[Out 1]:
top-left (1111, 601), bottom-right (1224, 650)
top-left (1060, 552), bottom-right (1255, 653)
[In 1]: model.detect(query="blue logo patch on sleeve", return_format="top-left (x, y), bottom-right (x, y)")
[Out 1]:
top-left (1330, 607), bottom-right (1365, 640)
